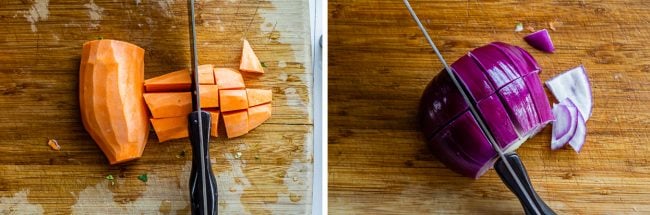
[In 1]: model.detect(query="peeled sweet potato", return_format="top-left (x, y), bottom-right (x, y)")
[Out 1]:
top-left (79, 39), bottom-right (149, 164)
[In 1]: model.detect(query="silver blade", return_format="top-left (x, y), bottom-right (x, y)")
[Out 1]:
top-left (187, 0), bottom-right (209, 214)
top-left (402, 1), bottom-right (539, 214)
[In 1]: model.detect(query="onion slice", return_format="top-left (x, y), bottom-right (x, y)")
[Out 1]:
top-left (545, 65), bottom-right (593, 121)
top-left (524, 29), bottom-right (555, 53)
top-left (551, 100), bottom-right (578, 150)
top-left (564, 99), bottom-right (588, 152)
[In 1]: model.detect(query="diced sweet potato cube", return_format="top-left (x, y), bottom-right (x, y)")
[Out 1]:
top-left (214, 68), bottom-right (245, 90)
top-left (246, 88), bottom-right (272, 107)
top-left (223, 110), bottom-right (248, 138)
top-left (220, 89), bottom-right (248, 112)
top-left (248, 103), bottom-right (272, 131)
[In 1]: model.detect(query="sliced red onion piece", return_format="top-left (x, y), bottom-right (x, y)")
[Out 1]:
top-left (551, 102), bottom-right (578, 150)
top-left (498, 78), bottom-right (540, 136)
top-left (430, 112), bottom-right (494, 178)
top-left (545, 65), bottom-right (592, 120)
top-left (490, 42), bottom-right (540, 76)
top-left (524, 29), bottom-right (555, 53)
top-left (564, 98), bottom-right (588, 152)
top-left (523, 73), bottom-right (554, 125)
top-left (469, 45), bottom-right (521, 89)
top-left (568, 113), bottom-right (587, 153)
top-left (451, 55), bottom-right (495, 102)
top-left (419, 71), bottom-right (469, 140)
top-left (477, 94), bottom-right (520, 148)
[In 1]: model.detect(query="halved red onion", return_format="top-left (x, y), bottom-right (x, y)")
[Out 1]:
top-left (551, 100), bottom-right (578, 150)
top-left (524, 29), bottom-right (555, 53)
top-left (545, 65), bottom-right (592, 121)
top-left (420, 42), bottom-right (552, 178)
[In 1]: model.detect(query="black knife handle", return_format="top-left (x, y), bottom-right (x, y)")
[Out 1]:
top-left (495, 153), bottom-right (555, 215)
top-left (188, 111), bottom-right (218, 215)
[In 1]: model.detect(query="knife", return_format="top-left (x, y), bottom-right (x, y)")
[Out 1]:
top-left (402, 1), bottom-right (555, 214)
top-left (187, 0), bottom-right (218, 214)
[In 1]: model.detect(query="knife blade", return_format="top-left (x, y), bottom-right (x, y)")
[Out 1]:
top-left (187, 0), bottom-right (218, 214)
top-left (401, 1), bottom-right (540, 214)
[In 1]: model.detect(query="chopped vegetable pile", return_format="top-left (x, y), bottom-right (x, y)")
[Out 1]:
top-left (144, 39), bottom-right (272, 142)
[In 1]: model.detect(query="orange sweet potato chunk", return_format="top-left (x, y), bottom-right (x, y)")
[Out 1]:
top-left (144, 65), bottom-right (215, 92)
top-left (246, 89), bottom-right (272, 107)
top-left (205, 109), bottom-right (220, 138)
top-left (143, 86), bottom-right (220, 118)
top-left (214, 68), bottom-right (246, 90)
top-left (223, 110), bottom-right (248, 138)
top-left (248, 103), bottom-right (272, 131)
top-left (150, 116), bottom-right (188, 143)
top-left (239, 39), bottom-right (265, 73)
top-left (219, 89), bottom-right (248, 112)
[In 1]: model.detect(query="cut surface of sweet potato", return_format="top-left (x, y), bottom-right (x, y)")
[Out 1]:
top-left (223, 110), bottom-right (249, 138)
top-left (79, 39), bottom-right (149, 165)
top-left (239, 39), bottom-right (265, 73)
top-left (150, 116), bottom-right (188, 143)
top-left (220, 89), bottom-right (248, 112)
top-left (214, 68), bottom-right (245, 90)
top-left (248, 103), bottom-right (272, 131)
top-left (144, 86), bottom-right (219, 118)
top-left (144, 65), bottom-right (215, 92)
top-left (205, 109), bottom-right (220, 138)
top-left (144, 92), bottom-right (192, 118)
top-left (200, 85), bottom-right (219, 108)
top-left (246, 89), bottom-right (272, 107)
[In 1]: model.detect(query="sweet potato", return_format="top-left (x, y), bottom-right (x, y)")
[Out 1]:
top-left (239, 39), bottom-right (265, 73)
top-left (220, 89), bottom-right (248, 112)
top-left (79, 39), bottom-right (149, 164)
top-left (206, 109), bottom-right (220, 138)
top-left (214, 68), bottom-right (245, 90)
top-left (144, 64), bottom-right (215, 92)
top-left (246, 89), bottom-right (272, 107)
top-left (150, 116), bottom-right (188, 143)
top-left (248, 103), bottom-right (272, 131)
top-left (143, 85), bottom-right (219, 118)
top-left (223, 110), bottom-right (248, 138)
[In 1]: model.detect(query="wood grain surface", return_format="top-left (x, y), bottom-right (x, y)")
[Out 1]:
top-left (0, 0), bottom-right (313, 214)
top-left (329, 0), bottom-right (650, 214)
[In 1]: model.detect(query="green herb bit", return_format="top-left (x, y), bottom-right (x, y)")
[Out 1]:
top-left (137, 173), bottom-right (148, 183)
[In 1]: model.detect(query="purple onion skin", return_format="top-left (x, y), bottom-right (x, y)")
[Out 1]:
top-left (491, 42), bottom-right (541, 75)
top-left (477, 94), bottom-right (519, 149)
top-left (524, 29), bottom-right (556, 53)
top-left (430, 112), bottom-right (494, 178)
top-left (469, 44), bottom-right (521, 89)
top-left (419, 71), bottom-right (469, 140)
top-left (524, 73), bottom-right (555, 124)
top-left (420, 42), bottom-right (551, 178)
top-left (498, 78), bottom-right (540, 136)
top-left (451, 55), bottom-right (495, 102)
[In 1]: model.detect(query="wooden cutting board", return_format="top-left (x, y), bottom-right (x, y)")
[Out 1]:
top-left (329, 0), bottom-right (650, 214)
top-left (0, 0), bottom-right (313, 214)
